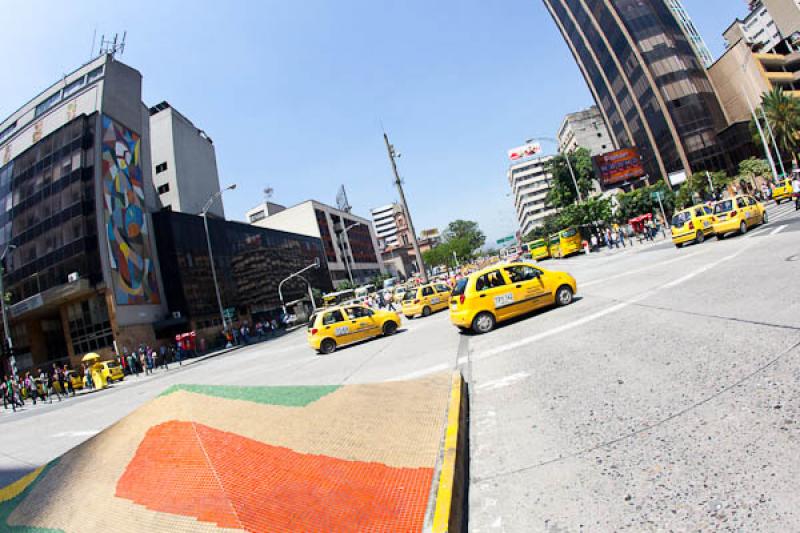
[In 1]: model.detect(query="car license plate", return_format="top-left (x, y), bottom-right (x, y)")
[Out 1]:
top-left (494, 293), bottom-right (514, 307)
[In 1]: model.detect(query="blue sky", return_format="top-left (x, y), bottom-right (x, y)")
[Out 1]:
top-left (0, 0), bottom-right (744, 244)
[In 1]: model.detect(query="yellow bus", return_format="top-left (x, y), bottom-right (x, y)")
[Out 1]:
top-left (549, 227), bottom-right (583, 258)
top-left (527, 239), bottom-right (550, 260)
top-left (321, 289), bottom-right (354, 307)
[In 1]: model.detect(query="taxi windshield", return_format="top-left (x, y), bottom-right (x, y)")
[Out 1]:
top-left (531, 240), bottom-right (546, 249)
top-left (403, 289), bottom-right (417, 301)
top-left (561, 228), bottom-right (577, 238)
top-left (452, 278), bottom-right (468, 296)
top-left (549, 235), bottom-right (560, 244)
top-left (714, 200), bottom-right (733, 214)
top-left (671, 211), bottom-right (692, 227)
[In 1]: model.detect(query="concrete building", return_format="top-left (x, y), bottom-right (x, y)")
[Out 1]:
top-left (248, 200), bottom-right (383, 286)
top-left (0, 54), bottom-right (168, 371)
top-left (724, 0), bottom-right (800, 54)
top-left (556, 105), bottom-right (614, 156)
top-left (667, 0), bottom-right (715, 68)
top-left (543, 0), bottom-right (730, 181)
top-left (370, 203), bottom-right (400, 250)
top-left (149, 101), bottom-right (224, 218)
top-left (245, 202), bottom-right (287, 224)
top-left (508, 154), bottom-right (557, 237)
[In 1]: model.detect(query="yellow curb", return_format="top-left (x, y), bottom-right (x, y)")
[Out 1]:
top-left (431, 372), bottom-right (464, 532)
top-left (0, 466), bottom-right (44, 503)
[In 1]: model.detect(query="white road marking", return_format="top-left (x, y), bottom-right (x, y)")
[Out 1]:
top-left (581, 250), bottom-right (703, 288)
top-left (770, 224), bottom-right (788, 235)
top-left (473, 244), bottom-right (752, 361)
top-left (52, 430), bottom-right (99, 438)
top-left (391, 362), bottom-right (449, 381)
top-left (476, 372), bottom-right (529, 391)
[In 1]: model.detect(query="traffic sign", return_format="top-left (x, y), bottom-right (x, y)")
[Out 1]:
top-left (496, 235), bottom-right (515, 245)
top-left (650, 191), bottom-right (662, 201)
top-left (223, 307), bottom-right (236, 319)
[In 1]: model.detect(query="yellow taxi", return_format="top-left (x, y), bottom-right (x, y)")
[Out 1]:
top-left (307, 304), bottom-right (401, 354)
top-left (392, 286), bottom-right (408, 304)
top-left (772, 179), bottom-right (793, 204)
top-left (449, 262), bottom-right (577, 334)
top-left (401, 282), bottom-right (452, 318)
top-left (95, 361), bottom-right (125, 385)
top-left (712, 195), bottom-right (767, 239)
top-left (671, 204), bottom-right (714, 247)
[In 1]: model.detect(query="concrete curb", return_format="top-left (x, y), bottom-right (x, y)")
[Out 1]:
top-left (427, 371), bottom-right (469, 533)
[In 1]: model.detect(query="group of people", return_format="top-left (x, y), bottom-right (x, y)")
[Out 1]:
top-left (224, 319), bottom-right (284, 347)
top-left (588, 220), bottom-right (663, 252)
top-left (2, 364), bottom-right (77, 412)
top-left (119, 343), bottom-right (189, 377)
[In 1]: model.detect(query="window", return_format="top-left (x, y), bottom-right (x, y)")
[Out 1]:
top-left (323, 310), bottom-right (344, 325)
top-left (475, 270), bottom-right (506, 292)
top-left (422, 286), bottom-right (435, 297)
top-left (347, 306), bottom-right (372, 318)
top-left (747, 197), bottom-right (757, 206)
top-left (86, 66), bottom-right (103, 83)
top-left (155, 162), bottom-right (168, 174)
top-left (157, 183), bottom-right (170, 195)
top-left (249, 211), bottom-right (266, 223)
top-left (0, 121), bottom-right (16, 144)
top-left (435, 284), bottom-right (450, 293)
top-left (504, 265), bottom-right (541, 283)
top-left (35, 91), bottom-right (62, 117)
top-left (737, 198), bottom-right (747, 209)
top-left (703, 206), bottom-right (712, 215)
top-left (694, 208), bottom-right (704, 217)
top-left (62, 76), bottom-right (86, 98)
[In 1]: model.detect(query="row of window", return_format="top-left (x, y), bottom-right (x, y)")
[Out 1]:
top-left (34, 66), bottom-right (103, 119)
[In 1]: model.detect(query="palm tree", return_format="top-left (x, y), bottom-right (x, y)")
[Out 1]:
top-left (756, 87), bottom-right (800, 168)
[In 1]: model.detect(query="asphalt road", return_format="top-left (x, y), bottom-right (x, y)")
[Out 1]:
top-left (0, 200), bottom-right (798, 532)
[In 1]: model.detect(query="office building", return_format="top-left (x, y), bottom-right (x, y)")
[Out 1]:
top-left (724, 0), bottom-right (800, 54)
top-left (542, 0), bottom-right (730, 183)
top-left (557, 106), bottom-right (614, 156)
top-left (370, 203), bottom-right (400, 250)
top-left (0, 54), bottom-right (167, 371)
top-left (667, 0), bottom-right (715, 68)
top-left (246, 201), bottom-right (287, 224)
top-left (248, 200), bottom-right (383, 286)
top-left (153, 211), bottom-right (332, 344)
top-left (149, 101), bottom-right (224, 218)
top-left (508, 154), bottom-right (557, 237)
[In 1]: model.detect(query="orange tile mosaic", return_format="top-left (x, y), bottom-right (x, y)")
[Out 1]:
top-left (116, 421), bottom-right (434, 532)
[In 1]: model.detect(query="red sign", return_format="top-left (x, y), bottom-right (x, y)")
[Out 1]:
top-left (593, 148), bottom-right (645, 187)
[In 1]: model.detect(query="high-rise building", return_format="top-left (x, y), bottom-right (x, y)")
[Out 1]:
top-left (557, 105), bottom-right (615, 156)
top-left (542, 0), bottom-right (730, 185)
top-left (724, 0), bottom-right (800, 53)
top-left (149, 101), bottom-right (224, 218)
top-left (370, 203), bottom-right (400, 250)
top-left (248, 200), bottom-right (383, 285)
top-left (666, 0), bottom-right (715, 68)
top-left (508, 154), bottom-right (557, 236)
top-left (0, 54), bottom-right (167, 370)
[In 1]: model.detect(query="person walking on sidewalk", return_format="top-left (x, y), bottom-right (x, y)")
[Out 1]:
top-left (55, 365), bottom-right (68, 399)
top-left (23, 373), bottom-right (37, 405)
top-left (38, 368), bottom-right (52, 403)
top-left (83, 363), bottom-right (94, 391)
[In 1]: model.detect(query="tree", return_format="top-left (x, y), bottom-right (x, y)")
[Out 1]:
top-left (442, 220), bottom-right (485, 251)
top-left (738, 157), bottom-right (771, 189)
top-left (614, 182), bottom-right (675, 224)
top-left (756, 87), bottom-right (800, 167)
top-left (544, 147), bottom-right (596, 209)
top-left (675, 171), bottom-right (731, 209)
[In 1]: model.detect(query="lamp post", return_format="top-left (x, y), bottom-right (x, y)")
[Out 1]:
top-left (278, 259), bottom-right (321, 315)
top-left (0, 244), bottom-right (17, 378)
top-left (339, 222), bottom-right (358, 286)
top-left (201, 184), bottom-right (236, 335)
top-left (527, 137), bottom-right (582, 203)
top-left (740, 56), bottom-right (780, 181)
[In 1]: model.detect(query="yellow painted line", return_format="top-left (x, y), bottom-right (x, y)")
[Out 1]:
top-left (431, 372), bottom-right (462, 532)
top-left (0, 466), bottom-right (44, 503)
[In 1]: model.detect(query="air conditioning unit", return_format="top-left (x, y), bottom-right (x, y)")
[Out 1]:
top-left (172, 311), bottom-right (182, 319)
top-left (67, 272), bottom-right (80, 283)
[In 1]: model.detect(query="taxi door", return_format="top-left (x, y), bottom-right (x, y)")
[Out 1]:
top-left (746, 196), bottom-right (764, 223)
top-left (344, 306), bottom-right (378, 341)
top-left (420, 285), bottom-right (436, 310)
top-left (432, 284), bottom-right (451, 311)
top-left (473, 269), bottom-right (516, 320)
top-left (320, 309), bottom-right (359, 345)
top-left (503, 265), bottom-right (548, 315)
top-left (693, 206), bottom-right (712, 235)
top-left (737, 197), bottom-right (754, 227)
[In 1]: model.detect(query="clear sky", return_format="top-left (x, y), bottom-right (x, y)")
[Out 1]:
top-left (0, 0), bottom-right (744, 244)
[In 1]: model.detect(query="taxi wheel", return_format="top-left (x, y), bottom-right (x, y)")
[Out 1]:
top-left (695, 231), bottom-right (704, 244)
top-left (422, 306), bottom-right (432, 317)
top-left (675, 242), bottom-right (683, 249)
top-left (382, 321), bottom-right (398, 336)
top-left (762, 211), bottom-right (768, 224)
top-left (472, 312), bottom-right (495, 334)
top-left (319, 338), bottom-right (336, 355)
top-left (740, 222), bottom-right (747, 235)
top-left (716, 232), bottom-right (725, 240)
top-left (556, 285), bottom-right (574, 306)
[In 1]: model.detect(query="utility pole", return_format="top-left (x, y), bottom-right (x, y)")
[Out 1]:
top-left (0, 245), bottom-right (17, 379)
top-left (383, 132), bottom-right (429, 283)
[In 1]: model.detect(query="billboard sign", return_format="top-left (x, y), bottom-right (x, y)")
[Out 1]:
top-left (507, 142), bottom-right (542, 161)
top-left (592, 148), bottom-right (645, 187)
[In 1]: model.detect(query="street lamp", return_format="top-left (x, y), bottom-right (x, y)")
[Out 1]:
top-left (527, 137), bottom-right (583, 203)
top-left (201, 184), bottom-right (236, 336)
top-left (0, 244), bottom-right (17, 378)
top-left (338, 222), bottom-right (358, 286)
top-left (740, 55), bottom-right (781, 181)
top-left (278, 258), bottom-right (321, 316)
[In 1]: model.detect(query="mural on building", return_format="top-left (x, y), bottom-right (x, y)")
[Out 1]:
top-left (101, 115), bottom-right (160, 305)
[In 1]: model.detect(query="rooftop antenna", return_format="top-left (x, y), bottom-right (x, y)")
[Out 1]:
top-left (99, 31), bottom-right (127, 57)
top-left (336, 185), bottom-right (352, 213)
top-left (263, 187), bottom-right (274, 203)
top-left (89, 27), bottom-right (97, 59)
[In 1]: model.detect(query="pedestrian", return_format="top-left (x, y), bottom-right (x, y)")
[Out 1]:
top-left (24, 372), bottom-right (37, 405)
top-left (6, 375), bottom-right (20, 411)
top-left (63, 365), bottom-right (75, 396)
top-left (792, 175), bottom-right (800, 209)
top-left (590, 233), bottom-right (598, 251)
top-left (160, 345), bottom-right (169, 370)
top-left (38, 368), bottom-right (52, 403)
top-left (55, 365), bottom-right (68, 399)
top-left (84, 363), bottom-right (94, 390)
top-left (1, 377), bottom-right (8, 410)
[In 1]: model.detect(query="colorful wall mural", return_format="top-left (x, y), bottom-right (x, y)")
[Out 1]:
top-left (101, 115), bottom-right (160, 305)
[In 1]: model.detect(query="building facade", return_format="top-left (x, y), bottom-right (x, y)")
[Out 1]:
top-left (0, 54), bottom-right (167, 372)
top-left (149, 101), bottom-right (224, 218)
top-left (557, 105), bottom-right (615, 156)
top-left (542, 0), bottom-right (731, 183)
top-left (153, 211), bottom-right (332, 345)
top-left (248, 200), bottom-right (383, 286)
top-left (370, 203), bottom-right (400, 250)
top-left (724, 0), bottom-right (800, 54)
top-left (508, 155), bottom-right (557, 237)
top-left (666, 0), bottom-right (715, 68)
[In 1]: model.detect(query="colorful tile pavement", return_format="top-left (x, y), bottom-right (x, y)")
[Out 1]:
top-left (0, 373), bottom-right (452, 532)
